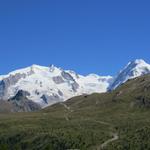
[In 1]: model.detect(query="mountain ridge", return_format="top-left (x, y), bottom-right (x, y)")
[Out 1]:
top-left (0, 64), bottom-right (113, 108)
top-left (109, 59), bottom-right (150, 90)
top-left (0, 59), bottom-right (150, 109)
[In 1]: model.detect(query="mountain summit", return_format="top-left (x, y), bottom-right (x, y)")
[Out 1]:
top-left (109, 59), bottom-right (150, 90)
top-left (0, 59), bottom-right (150, 108)
top-left (0, 65), bottom-right (112, 108)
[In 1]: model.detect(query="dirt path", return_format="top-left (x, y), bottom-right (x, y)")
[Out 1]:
top-left (89, 120), bottom-right (119, 149)
top-left (94, 120), bottom-right (118, 150)
top-left (60, 102), bottom-right (71, 111)
top-left (60, 102), bottom-right (73, 121)
top-left (100, 132), bottom-right (119, 149)
top-left (94, 120), bottom-right (111, 126)
top-left (60, 102), bottom-right (119, 148)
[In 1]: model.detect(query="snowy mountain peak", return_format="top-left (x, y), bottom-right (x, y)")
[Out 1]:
top-left (49, 64), bottom-right (62, 72)
top-left (0, 64), bottom-right (112, 108)
top-left (109, 59), bottom-right (150, 90)
top-left (123, 59), bottom-right (148, 72)
top-left (124, 59), bottom-right (150, 76)
top-left (131, 59), bottom-right (146, 65)
top-left (31, 64), bottom-right (41, 68)
top-left (0, 59), bottom-right (150, 109)
top-left (87, 74), bottom-right (100, 78)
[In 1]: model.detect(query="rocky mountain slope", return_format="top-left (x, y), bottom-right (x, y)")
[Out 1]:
top-left (0, 90), bottom-right (41, 112)
top-left (109, 59), bottom-right (150, 90)
top-left (0, 59), bottom-right (150, 109)
top-left (0, 64), bottom-right (113, 108)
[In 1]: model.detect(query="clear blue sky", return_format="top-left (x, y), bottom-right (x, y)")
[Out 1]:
top-left (0, 0), bottom-right (150, 76)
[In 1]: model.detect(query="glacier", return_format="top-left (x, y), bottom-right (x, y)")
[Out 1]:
top-left (0, 59), bottom-right (150, 108)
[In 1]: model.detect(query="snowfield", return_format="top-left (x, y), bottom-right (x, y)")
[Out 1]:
top-left (0, 59), bottom-right (150, 108)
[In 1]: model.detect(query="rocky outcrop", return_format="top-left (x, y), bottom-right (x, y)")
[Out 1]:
top-left (0, 73), bottom-right (27, 99)
top-left (8, 90), bottom-right (41, 112)
top-left (71, 82), bottom-right (79, 92)
top-left (41, 93), bottom-right (62, 106)
top-left (61, 71), bottom-right (79, 92)
top-left (61, 71), bottom-right (74, 81)
top-left (52, 76), bottom-right (65, 84)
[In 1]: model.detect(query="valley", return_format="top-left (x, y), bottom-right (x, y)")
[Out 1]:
top-left (0, 74), bottom-right (150, 149)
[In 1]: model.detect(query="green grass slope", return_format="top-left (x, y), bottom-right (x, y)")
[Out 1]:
top-left (0, 74), bottom-right (150, 149)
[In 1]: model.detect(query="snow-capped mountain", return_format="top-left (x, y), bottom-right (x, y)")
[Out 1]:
top-left (109, 59), bottom-right (150, 90)
top-left (0, 59), bottom-right (150, 109)
top-left (0, 64), bottom-right (113, 108)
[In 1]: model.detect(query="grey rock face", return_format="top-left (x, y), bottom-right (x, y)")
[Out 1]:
top-left (11, 90), bottom-right (30, 101)
top-left (68, 70), bottom-right (80, 79)
top-left (71, 82), bottom-right (79, 92)
top-left (41, 94), bottom-right (62, 106)
top-left (58, 90), bottom-right (63, 96)
top-left (28, 69), bottom-right (35, 75)
top-left (49, 64), bottom-right (55, 72)
top-left (61, 71), bottom-right (79, 92)
top-left (35, 90), bottom-right (40, 95)
top-left (8, 90), bottom-right (41, 112)
top-left (0, 80), bottom-right (6, 98)
top-left (41, 95), bottom-right (48, 104)
top-left (61, 71), bottom-right (74, 81)
top-left (10, 99), bottom-right (41, 112)
top-left (52, 76), bottom-right (64, 84)
top-left (21, 100), bottom-right (41, 112)
top-left (0, 73), bottom-right (27, 99)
